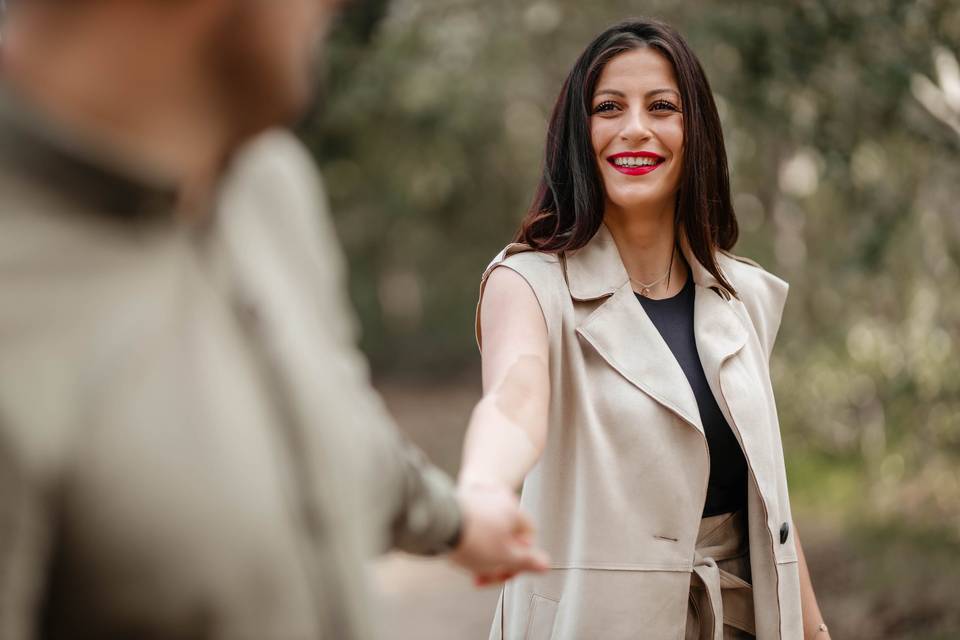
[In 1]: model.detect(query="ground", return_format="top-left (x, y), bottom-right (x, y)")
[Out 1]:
top-left (371, 379), bottom-right (960, 640)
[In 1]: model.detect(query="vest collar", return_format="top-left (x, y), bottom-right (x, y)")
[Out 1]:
top-left (567, 220), bottom-right (748, 436)
top-left (563, 222), bottom-right (731, 301)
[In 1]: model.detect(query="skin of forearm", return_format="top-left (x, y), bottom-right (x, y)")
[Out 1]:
top-left (459, 354), bottom-right (549, 491)
top-left (795, 528), bottom-right (830, 639)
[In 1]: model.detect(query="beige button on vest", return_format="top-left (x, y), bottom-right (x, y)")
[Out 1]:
top-left (477, 224), bottom-right (803, 640)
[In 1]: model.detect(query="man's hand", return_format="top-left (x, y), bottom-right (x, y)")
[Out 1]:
top-left (448, 481), bottom-right (549, 586)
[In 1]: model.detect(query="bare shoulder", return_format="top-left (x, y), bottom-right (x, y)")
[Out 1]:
top-left (482, 246), bottom-right (564, 315)
top-left (478, 247), bottom-right (559, 350)
top-left (481, 266), bottom-right (546, 335)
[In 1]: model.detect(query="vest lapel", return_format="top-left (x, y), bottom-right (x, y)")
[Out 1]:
top-left (685, 243), bottom-right (776, 493)
top-left (678, 233), bottom-right (750, 422)
top-left (566, 224), bottom-right (704, 434)
top-left (576, 283), bottom-right (705, 434)
top-left (565, 224), bottom-right (747, 444)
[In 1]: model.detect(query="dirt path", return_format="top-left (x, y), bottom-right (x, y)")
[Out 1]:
top-left (372, 554), bottom-right (498, 639)
top-left (373, 380), bottom-right (960, 639)
top-left (371, 379), bottom-right (495, 638)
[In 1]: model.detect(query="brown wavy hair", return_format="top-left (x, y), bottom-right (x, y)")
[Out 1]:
top-left (516, 18), bottom-right (739, 295)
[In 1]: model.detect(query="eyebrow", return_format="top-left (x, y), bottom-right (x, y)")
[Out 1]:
top-left (593, 88), bottom-right (680, 100)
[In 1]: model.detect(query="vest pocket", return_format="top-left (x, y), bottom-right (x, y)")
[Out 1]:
top-left (524, 593), bottom-right (559, 640)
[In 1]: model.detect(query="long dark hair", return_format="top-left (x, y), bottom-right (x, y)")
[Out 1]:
top-left (516, 18), bottom-right (739, 294)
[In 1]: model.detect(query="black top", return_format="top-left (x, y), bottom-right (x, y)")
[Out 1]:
top-left (636, 273), bottom-right (748, 517)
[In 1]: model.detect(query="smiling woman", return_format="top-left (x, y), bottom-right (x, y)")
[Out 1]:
top-left (591, 50), bottom-right (684, 224)
top-left (514, 18), bottom-right (738, 296)
top-left (460, 18), bottom-right (831, 640)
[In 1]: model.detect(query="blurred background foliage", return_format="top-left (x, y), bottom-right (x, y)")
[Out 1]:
top-left (303, 1), bottom-right (960, 636)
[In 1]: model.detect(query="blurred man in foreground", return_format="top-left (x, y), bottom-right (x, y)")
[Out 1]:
top-left (0, 1), bottom-right (546, 638)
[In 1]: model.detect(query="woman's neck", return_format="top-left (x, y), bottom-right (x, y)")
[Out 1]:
top-left (603, 199), bottom-right (688, 300)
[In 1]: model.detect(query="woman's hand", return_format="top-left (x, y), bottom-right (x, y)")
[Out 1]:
top-left (448, 480), bottom-right (550, 582)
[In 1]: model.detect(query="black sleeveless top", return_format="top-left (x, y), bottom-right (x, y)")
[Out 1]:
top-left (636, 273), bottom-right (748, 517)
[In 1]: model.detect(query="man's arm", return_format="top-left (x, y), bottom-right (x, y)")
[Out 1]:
top-left (0, 426), bottom-right (53, 640)
top-left (228, 130), bottom-right (546, 574)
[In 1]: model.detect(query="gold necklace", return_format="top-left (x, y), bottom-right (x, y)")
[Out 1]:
top-left (630, 246), bottom-right (676, 298)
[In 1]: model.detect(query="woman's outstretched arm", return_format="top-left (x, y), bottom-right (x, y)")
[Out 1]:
top-left (459, 266), bottom-right (551, 492)
top-left (796, 528), bottom-right (832, 640)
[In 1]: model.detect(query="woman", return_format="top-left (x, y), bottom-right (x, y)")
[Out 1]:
top-left (460, 19), bottom-right (831, 640)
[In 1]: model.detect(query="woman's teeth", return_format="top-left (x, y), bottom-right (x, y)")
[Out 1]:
top-left (613, 156), bottom-right (661, 167)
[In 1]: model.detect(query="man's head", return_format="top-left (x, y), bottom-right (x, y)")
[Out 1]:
top-left (3, 0), bottom-right (341, 139)
top-left (207, 0), bottom-right (341, 134)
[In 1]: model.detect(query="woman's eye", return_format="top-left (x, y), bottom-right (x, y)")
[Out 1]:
top-left (650, 100), bottom-right (680, 112)
top-left (593, 101), bottom-right (619, 114)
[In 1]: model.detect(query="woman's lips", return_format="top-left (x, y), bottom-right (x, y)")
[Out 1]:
top-left (606, 151), bottom-right (666, 176)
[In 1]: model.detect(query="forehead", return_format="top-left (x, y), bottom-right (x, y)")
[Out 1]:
top-left (594, 47), bottom-right (678, 94)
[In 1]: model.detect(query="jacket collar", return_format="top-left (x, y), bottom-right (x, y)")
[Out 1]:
top-left (568, 221), bottom-right (747, 436)
top-left (563, 221), bottom-right (730, 301)
top-left (0, 82), bottom-right (179, 220)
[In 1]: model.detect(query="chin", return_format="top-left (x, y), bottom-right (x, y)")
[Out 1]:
top-left (608, 190), bottom-right (673, 213)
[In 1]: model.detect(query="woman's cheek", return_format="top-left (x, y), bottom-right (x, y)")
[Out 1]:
top-left (590, 123), bottom-right (607, 157)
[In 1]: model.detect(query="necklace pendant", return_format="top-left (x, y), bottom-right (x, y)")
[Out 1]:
top-left (639, 287), bottom-right (650, 297)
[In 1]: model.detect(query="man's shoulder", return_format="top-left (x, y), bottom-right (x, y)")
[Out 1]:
top-left (220, 128), bottom-right (335, 255)
top-left (225, 128), bottom-right (322, 214)
top-left (219, 128), bottom-right (360, 341)
top-left (229, 129), bottom-right (317, 185)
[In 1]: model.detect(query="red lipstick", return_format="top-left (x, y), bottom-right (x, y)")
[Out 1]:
top-left (606, 151), bottom-right (665, 176)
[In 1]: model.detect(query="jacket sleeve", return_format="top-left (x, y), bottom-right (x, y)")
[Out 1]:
top-left (233, 131), bottom-right (462, 556)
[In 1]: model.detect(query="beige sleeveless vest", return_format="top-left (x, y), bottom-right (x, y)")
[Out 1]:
top-left (476, 224), bottom-right (803, 640)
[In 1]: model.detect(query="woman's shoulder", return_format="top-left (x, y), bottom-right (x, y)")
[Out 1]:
top-left (717, 250), bottom-right (789, 358)
top-left (477, 243), bottom-right (567, 346)
top-left (482, 242), bottom-right (564, 287)
top-left (717, 251), bottom-right (788, 296)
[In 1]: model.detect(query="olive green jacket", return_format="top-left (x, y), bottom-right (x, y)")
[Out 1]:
top-left (0, 87), bottom-right (460, 639)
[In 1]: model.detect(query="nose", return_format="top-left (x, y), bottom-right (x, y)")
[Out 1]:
top-left (619, 108), bottom-right (652, 144)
